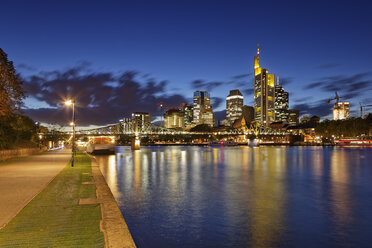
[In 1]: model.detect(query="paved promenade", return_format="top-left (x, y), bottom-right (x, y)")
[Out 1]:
top-left (0, 149), bottom-right (70, 229)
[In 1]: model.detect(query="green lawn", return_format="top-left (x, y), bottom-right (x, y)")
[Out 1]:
top-left (0, 151), bottom-right (104, 247)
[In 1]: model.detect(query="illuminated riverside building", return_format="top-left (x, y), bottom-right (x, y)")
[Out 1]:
top-left (226, 89), bottom-right (244, 126)
top-left (132, 112), bottom-right (151, 132)
top-left (274, 79), bottom-right (289, 122)
top-left (288, 109), bottom-right (299, 126)
top-left (193, 91), bottom-right (214, 127)
top-left (333, 101), bottom-right (350, 120)
top-left (181, 103), bottom-right (194, 126)
top-left (254, 45), bottom-right (275, 127)
top-left (164, 109), bottom-right (185, 129)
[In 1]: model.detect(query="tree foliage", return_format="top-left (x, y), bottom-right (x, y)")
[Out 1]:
top-left (315, 118), bottom-right (370, 137)
top-left (190, 124), bottom-right (213, 132)
top-left (0, 48), bottom-right (24, 116)
top-left (0, 114), bottom-right (38, 149)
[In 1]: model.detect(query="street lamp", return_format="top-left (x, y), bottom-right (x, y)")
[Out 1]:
top-left (65, 100), bottom-right (75, 167)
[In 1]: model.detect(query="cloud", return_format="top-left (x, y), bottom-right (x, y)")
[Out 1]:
top-left (21, 64), bottom-right (188, 126)
top-left (17, 63), bottom-right (37, 71)
top-left (213, 110), bottom-right (226, 122)
top-left (190, 72), bottom-right (253, 92)
top-left (279, 77), bottom-right (293, 86)
top-left (211, 97), bottom-right (223, 109)
top-left (315, 63), bottom-right (340, 69)
top-left (292, 98), bottom-right (333, 118)
top-left (231, 73), bottom-right (252, 79)
top-left (191, 80), bottom-right (224, 91)
top-left (242, 88), bottom-right (254, 96)
top-left (304, 72), bottom-right (372, 101)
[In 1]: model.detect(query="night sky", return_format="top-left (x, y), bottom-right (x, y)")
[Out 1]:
top-left (1, 0), bottom-right (372, 128)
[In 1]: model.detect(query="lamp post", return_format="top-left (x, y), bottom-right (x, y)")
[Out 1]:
top-left (65, 100), bottom-right (75, 167)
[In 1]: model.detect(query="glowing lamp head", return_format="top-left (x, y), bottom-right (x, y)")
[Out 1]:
top-left (70, 122), bottom-right (75, 126)
top-left (65, 100), bottom-right (73, 106)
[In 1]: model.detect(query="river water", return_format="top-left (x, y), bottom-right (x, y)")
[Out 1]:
top-left (96, 146), bottom-right (372, 248)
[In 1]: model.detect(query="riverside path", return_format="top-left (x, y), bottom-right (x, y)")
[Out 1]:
top-left (0, 148), bottom-right (71, 229)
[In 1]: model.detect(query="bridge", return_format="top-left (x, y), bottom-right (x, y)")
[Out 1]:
top-left (75, 122), bottom-right (290, 139)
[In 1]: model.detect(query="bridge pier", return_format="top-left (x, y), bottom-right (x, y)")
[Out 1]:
top-left (131, 137), bottom-right (140, 150)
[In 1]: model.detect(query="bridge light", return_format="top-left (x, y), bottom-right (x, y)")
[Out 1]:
top-left (65, 100), bottom-right (73, 106)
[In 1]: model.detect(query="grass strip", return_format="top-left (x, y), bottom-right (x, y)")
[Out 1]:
top-left (0, 151), bottom-right (104, 247)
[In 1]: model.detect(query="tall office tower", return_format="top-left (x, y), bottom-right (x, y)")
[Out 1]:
top-left (226, 89), bottom-right (244, 125)
top-left (274, 78), bottom-right (289, 122)
top-left (333, 101), bottom-right (350, 120)
top-left (193, 91), bottom-right (214, 127)
top-left (254, 45), bottom-right (275, 127)
top-left (181, 103), bottom-right (194, 126)
top-left (132, 112), bottom-right (151, 132)
top-left (164, 109), bottom-right (185, 129)
top-left (242, 105), bottom-right (255, 124)
top-left (288, 109), bottom-right (299, 126)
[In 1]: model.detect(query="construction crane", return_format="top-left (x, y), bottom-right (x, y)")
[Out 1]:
top-left (327, 91), bottom-right (341, 104)
top-left (359, 103), bottom-right (372, 117)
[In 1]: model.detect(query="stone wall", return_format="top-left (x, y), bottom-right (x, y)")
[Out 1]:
top-left (0, 148), bottom-right (46, 161)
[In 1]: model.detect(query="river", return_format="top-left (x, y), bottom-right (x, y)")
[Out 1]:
top-left (96, 146), bottom-right (372, 248)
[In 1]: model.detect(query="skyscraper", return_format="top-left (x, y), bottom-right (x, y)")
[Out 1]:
top-left (274, 78), bottom-right (289, 122)
top-left (254, 45), bottom-right (275, 127)
top-left (193, 91), bottom-right (214, 126)
top-left (226, 89), bottom-right (244, 126)
top-left (181, 103), bottom-right (194, 127)
top-left (333, 101), bottom-right (350, 120)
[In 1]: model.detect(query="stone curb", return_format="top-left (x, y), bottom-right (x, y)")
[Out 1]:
top-left (88, 154), bottom-right (137, 248)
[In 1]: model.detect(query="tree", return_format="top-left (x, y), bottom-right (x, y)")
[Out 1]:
top-left (0, 48), bottom-right (24, 116)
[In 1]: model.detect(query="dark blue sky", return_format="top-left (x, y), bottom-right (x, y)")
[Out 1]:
top-left (1, 0), bottom-right (372, 126)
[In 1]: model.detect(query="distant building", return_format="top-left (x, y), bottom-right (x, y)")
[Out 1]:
top-left (226, 89), bottom-right (244, 125)
top-left (288, 109), bottom-right (299, 126)
top-left (242, 105), bottom-right (254, 124)
top-left (254, 45), bottom-right (275, 127)
top-left (333, 101), bottom-right (350, 120)
top-left (193, 91), bottom-right (214, 127)
top-left (132, 112), bottom-right (151, 132)
top-left (181, 103), bottom-right (194, 126)
top-left (274, 80), bottom-right (289, 122)
top-left (165, 109), bottom-right (184, 129)
top-left (300, 115), bottom-right (310, 124)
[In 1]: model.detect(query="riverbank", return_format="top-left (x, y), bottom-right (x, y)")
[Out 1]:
top-left (0, 151), bottom-right (104, 247)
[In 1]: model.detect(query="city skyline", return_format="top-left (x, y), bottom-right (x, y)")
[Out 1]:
top-left (1, 0), bottom-right (372, 127)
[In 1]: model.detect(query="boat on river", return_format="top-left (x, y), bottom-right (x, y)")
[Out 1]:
top-left (337, 139), bottom-right (372, 147)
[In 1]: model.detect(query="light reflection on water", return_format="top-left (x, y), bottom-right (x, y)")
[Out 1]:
top-left (96, 146), bottom-right (372, 248)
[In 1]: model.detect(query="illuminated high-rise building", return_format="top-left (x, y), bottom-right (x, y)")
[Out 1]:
top-left (274, 78), bottom-right (289, 122)
top-left (226, 89), bottom-right (244, 126)
top-left (254, 45), bottom-right (275, 127)
top-left (181, 103), bottom-right (194, 126)
top-left (132, 112), bottom-right (151, 132)
top-left (193, 91), bottom-right (214, 127)
top-left (165, 109), bottom-right (185, 129)
top-left (333, 101), bottom-right (350, 120)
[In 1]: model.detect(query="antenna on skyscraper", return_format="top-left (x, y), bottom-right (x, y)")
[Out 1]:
top-left (257, 43), bottom-right (260, 55)
top-left (277, 75), bottom-right (280, 85)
